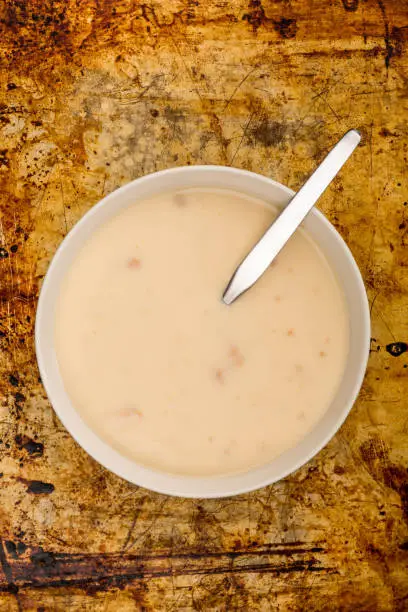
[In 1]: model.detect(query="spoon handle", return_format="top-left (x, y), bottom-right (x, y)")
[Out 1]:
top-left (222, 129), bottom-right (361, 305)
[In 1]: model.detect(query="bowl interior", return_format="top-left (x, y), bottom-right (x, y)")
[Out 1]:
top-left (35, 166), bottom-right (370, 498)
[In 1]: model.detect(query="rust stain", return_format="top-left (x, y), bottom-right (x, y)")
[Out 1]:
top-left (341, 0), bottom-right (359, 12)
top-left (17, 479), bottom-right (55, 495)
top-left (386, 341), bottom-right (407, 357)
top-left (14, 435), bottom-right (44, 458)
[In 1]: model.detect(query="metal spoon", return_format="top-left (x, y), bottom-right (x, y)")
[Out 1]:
top-left (222, 129), bottom-right (361, 305)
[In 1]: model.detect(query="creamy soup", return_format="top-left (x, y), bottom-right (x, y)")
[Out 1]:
top-left (55, 189), bottom-right (349, 476)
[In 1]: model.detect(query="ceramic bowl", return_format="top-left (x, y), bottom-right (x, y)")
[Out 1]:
top-left (35, 166), bottom-right (370, 498)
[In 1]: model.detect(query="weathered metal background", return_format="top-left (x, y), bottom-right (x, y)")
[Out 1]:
top-left (0, 0), bottom-right (407, 609)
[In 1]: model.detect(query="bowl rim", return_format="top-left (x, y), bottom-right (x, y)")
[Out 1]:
top-left (35, 165), bottom-right (371, 498)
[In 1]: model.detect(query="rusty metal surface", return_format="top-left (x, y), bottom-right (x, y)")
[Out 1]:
top-left (0, 0), bottom-right (407, 609)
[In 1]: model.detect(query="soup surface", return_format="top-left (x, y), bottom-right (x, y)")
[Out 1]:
top-left (55, 189), bottom-right (349, 476)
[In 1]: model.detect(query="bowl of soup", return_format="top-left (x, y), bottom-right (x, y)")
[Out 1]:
top-left (35, 166), bottom-right (370, 497)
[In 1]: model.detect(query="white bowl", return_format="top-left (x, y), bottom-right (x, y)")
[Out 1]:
top-left (35, 166), bottom-right (370, 498)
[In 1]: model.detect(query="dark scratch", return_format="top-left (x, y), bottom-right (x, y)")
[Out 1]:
top-left (224, 66), bottom-right (258, 111)
top-left (377, 310), bottom-right (396, 341)
top-left (312, 84), bottom-right (340, 121)
top-left (101, 173), bottom-right (107, 197)
top-left (125, 499), bottom-right (168, 552)
top-left (59, 172), bottom-right (68, 236)
top-left (365, 122), bottom-right (377, 273)
top-left (169, 34), bottom-right (205, 105)
top-left (370, 292), bottom-right (379, 316)
top-left (377, 0), bottom-right (393, 69)
top-left (230, 110), bottom-right (255, 165)
top-left (0, 539), bottom-right (22, 611)
top-left (168, 34), bottom-right (228, 162)
top-left (121, 505), bottom-right (144, 553)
